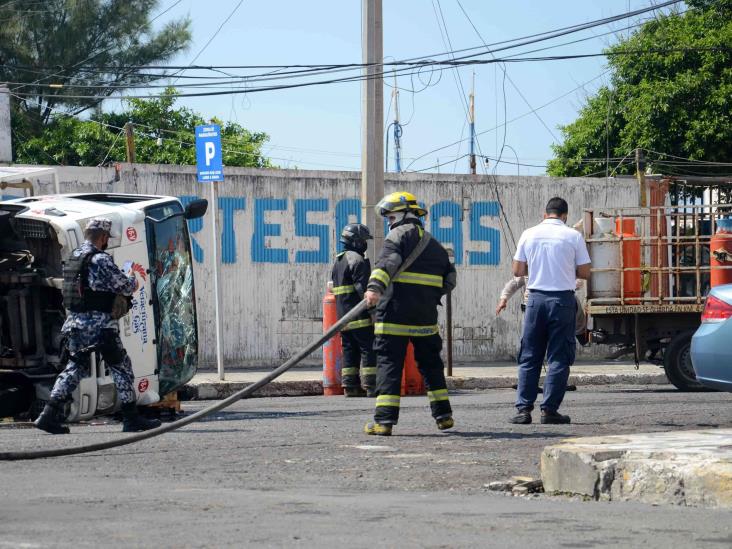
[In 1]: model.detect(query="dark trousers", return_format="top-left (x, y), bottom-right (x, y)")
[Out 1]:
top-left (340, 326), bottom-right (376, 390)
top-left (373, 334), bottom-right (452, 425)
top-left (516, 290), bottom-right (576, 413)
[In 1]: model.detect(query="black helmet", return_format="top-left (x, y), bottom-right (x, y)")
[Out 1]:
top-left (340, 223), bottom-right (372, 253)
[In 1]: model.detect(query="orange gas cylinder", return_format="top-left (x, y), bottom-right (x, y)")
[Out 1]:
top-left (710, 219), bottom-right (732, 287)
top-left (401, 343), bottom-right (426, 396)
top-left (322, 287), bottom-right (344, 396)
top-left (615, 218), bottom-right (642, 303)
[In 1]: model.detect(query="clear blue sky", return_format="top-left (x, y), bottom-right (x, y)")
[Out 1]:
top-left (138, 0), bottom-right (676, 175)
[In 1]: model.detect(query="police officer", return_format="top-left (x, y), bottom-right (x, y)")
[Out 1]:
top-left (330, 223), bottom-right (376, 397)
top-left (510, 198), bottom-right (591, 425)
top-left (363, 191), bottom-right (457, 436)
top-left (34, 218), bottom-right (161, 434)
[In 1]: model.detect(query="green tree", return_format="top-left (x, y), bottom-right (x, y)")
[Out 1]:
top-left (14, 89), bottom-right (272, 168)
top-left (0, 0), bottom-right (191, 134)
top-left (547, 0), bottom-right (732, 177)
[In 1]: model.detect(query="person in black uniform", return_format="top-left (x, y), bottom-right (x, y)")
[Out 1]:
top-left (363, 192), bottom-right (457, 436)
top-left (330, 223), bottom-right (376, 397)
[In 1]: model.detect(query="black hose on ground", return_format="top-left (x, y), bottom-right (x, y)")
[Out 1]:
top-left (0, 232), bottom-right (433, 461)
top-left (0, 301), bottom-right (368, 461)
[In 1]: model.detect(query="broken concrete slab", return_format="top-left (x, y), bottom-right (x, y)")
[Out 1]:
top-left (541, 429), bottom-right (732, 508)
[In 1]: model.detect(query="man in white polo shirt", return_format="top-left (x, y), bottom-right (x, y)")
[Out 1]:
top-left (510, 197), bottom-right (591, 425)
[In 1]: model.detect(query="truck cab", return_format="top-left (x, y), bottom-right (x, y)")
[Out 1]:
top-left (0, 192), bottom-right (207, 421)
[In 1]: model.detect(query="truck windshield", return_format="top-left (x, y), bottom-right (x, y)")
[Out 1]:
top-left (146, 207), bottom-right (198, 394)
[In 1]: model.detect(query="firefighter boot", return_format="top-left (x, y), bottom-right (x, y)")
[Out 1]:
top-left (364, 422), bottom-right (392, 436)
top-left (34, 399), bottom-right (70, 435)
top-left (344, 386), bottom-right (367, 397)
top-left (121, 403), bottom-right (161, 432)
top-left (436, 415), bottom-right (454, 431)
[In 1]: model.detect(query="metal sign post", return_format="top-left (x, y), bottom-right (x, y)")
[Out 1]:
top-left (195, 124), bottom-right (225, 380)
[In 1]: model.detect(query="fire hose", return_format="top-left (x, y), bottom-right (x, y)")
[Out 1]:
top-left (0, 232), bottom-right (432, 460)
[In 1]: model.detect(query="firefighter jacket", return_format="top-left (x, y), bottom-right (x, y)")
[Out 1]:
top-left (367, 219), bottom-right (457, 337)
top-left (330, 249), bottom-right (373, 331)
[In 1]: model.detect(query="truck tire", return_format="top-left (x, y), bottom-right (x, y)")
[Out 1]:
top-left (663, 331), bottom-right (709, 391)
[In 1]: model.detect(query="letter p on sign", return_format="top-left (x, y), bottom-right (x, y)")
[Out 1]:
top-left (195, 124), bottom-right (224, 182)
top-left (205, 142), bottom-right (216, 166)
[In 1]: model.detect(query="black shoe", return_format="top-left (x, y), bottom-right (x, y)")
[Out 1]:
top-left (365, 388), bottom-right (377, 398)
top-left (509, 409), bottom-right (532, 424)
top-left (540, 410), bottom-right (571, 424)
top-left (343, 387), bottom-right (367, 397)
top-left (33, 400), bottom-right (70, 435)
top-left (121, 403), bottom-right (162, 432)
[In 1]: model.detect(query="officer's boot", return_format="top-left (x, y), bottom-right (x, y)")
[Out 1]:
top-left (121, 403), bottom-right (161, 432)
top-left (34, 399), bottom-right (70, 435)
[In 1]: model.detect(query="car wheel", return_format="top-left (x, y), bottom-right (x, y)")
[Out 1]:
top-left (663, 331), bottom-right (711, 392)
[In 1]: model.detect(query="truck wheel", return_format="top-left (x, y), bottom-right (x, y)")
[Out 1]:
top-left (663, 331), bottom-right (709, 392)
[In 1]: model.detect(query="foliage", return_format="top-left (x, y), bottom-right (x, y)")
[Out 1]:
top-left (14, 89), bottom-right (273, 168)
top-left (547, 0), bottom-right (732, 177)
top-left (0, 0), bottom-right (191, 131)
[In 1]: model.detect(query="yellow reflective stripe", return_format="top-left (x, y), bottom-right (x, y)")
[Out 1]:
top-left (428, 389), bottom-right (450, 402)
top-left (342, 367), bottom-right (359, 375)
top-left (393, 271), bottom-right (443, 288)
top-left (374, 323), bottom-right (439, 337)
top-left (332, 284), bottom-right (355, 295)
top-left (343, 318), bottom-right (373, 331)
top-left (361, 367), bottom-right (377, 375)
top-left (376, 394), bottom-right (401, 407)
top-left (370, 268), bottom-right (390, 285)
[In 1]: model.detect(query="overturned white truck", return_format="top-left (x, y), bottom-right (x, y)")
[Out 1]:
top-left (0, 188), bottom-right (207, 421)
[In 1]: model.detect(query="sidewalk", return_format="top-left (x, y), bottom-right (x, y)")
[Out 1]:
top-left (182, 360), bottom-right (668, 400)
top-left (542, 429), bottom-right (732, 508)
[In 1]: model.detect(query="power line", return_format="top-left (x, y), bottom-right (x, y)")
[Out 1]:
top-left (405, 70), bottom-right (610, 171)
top-left (10, 46), bottom-right (719, 101)
top-left (455, 0), bottom-right (558, 143)
top-left (8, 0), bottom-right (682, 74)
top-left (6, 90), bottom-right (363, 171)
top-left (171, 0), bottom-right (246, 83)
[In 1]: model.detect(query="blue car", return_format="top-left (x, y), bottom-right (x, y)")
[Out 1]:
top-left (691, 284), bottom-right (732, 391)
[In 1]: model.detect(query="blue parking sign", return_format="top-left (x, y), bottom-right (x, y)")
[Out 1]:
top-left (195, 124), bottom-right (224, 182)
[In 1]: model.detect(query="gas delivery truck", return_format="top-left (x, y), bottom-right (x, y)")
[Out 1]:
top-left (0, 191), bottom-right (208, 422)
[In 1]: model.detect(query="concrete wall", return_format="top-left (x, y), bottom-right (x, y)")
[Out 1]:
top-left (5, 165), bottom-right (640, 366)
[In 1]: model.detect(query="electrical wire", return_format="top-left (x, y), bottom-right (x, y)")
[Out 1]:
top-left (404, 70), bottom-right (609, 170)
top-left (170, 0), bottom-right (246, 84)
top-left (7, 90), bottom-right (364, 171)
top-left (3, 1), bottom-right (686, 97)
top-left (455, 0), bottom-right (558, 143)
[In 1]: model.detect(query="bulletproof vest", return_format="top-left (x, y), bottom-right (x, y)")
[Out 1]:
top-left (62, 250), bottom-right (116, 314)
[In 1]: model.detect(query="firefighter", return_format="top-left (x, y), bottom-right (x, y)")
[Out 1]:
top-left (363, 191), bottom-right (457, 436)
top-left (330, 223), bottom-right (377, 397)
top-left (34, 218), bottom-right (161, 434)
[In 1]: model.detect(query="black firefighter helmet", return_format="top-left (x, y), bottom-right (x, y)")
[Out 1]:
top-left (340, 223), bottom-right (373, 253)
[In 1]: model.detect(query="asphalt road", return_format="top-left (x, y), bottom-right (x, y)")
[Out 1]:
top-left (3, 384), bottom-right (732, 548)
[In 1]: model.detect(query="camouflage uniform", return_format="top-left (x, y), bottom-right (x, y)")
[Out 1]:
top-left (50, 240), bottom-right (137, 404)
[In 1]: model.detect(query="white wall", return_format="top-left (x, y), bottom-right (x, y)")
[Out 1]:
top-left (10, 165), bottom-right (639, 366)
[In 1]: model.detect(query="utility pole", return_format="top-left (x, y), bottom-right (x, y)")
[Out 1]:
top-left (124, 122), bottom-right (136, 164)
top-left (0, 86), bottom-right (11, 163)
top-left (469, 73), bottom-right (476, 175)
top-left (361, 0), bottom-right (384, 261)
top-left (636, 148), bottom-right (647, 207)
top-left (392, 71), bottom-right (402, 173)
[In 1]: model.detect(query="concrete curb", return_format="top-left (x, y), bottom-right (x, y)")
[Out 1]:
top-left (541, 429), bottom-right (732, 508)
top-left (181, 372), bottom-right (668, 400)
